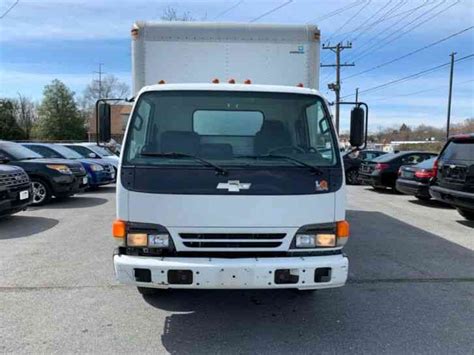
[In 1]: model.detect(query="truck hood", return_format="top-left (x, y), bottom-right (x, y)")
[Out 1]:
top-left (120, 189), bottom-right (345, 228)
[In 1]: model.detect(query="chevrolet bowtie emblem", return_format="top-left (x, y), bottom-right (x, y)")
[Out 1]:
top-left (217, 180), bottom-right (251, 192)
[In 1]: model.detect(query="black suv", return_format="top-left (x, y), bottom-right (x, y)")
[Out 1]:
top-left (0, 141), bottom-right (88, 205)
top-left (0, 163), bottom-right (32, 217)
top-left (430, 134), bottom-right (474, 220)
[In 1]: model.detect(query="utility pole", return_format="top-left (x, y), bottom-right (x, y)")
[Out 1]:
top-left (94, 63), bottom-right (105, 100)
top-left (446, 52), bottom-right (456, 139)
top-left (355, 88), bottom-right (359, 103)
top-left (321, 42), bottom-right (354, 134)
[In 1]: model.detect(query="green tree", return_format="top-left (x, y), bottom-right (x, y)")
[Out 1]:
top-left (0, 99), bottom-right (24, 140)
top-left (36, 79), bottom-right (86, 140)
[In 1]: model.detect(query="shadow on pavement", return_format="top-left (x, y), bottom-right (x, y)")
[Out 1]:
top-left (0, 216), bottom-right (58, 239)
top-left (456, 219), bottom-right (474, 228)
top-left (142, 210), bottom-right (474, 354)
top-left (408, 198), bottom-right (453, 209)
top-left (38, 196), bottom-right (108, 209)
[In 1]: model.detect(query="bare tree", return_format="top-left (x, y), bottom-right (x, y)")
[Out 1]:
top-left (161, 6), bottom-right (195, 21)
top-left (81, 74), bottom-right (130, 111)
top-left (15, 94), bottom-right (37, 139)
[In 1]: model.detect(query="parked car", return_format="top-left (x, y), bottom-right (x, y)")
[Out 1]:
top-left (23, 143), bottom-right (115, 188)
top-left (430, 134), bottom-right (474, 220)
top-left (63, 143), bottom-right (119, 172)
top-left (0, 163), bottom-right (32, 217)
top-left (0, 141), bottom-right (88, 205)
top-left (359, 151), bottom-right (438, 190)
top-left (396, 157), bottom-right (437, 200)
top-left (343, 150), bottom-right (386, 184)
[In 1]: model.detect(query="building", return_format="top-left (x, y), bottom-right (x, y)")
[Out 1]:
top-left (88, 103), bottom-right (132, 143)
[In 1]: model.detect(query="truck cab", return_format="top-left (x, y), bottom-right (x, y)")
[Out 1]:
top-left (112, 83), bottom-right (354, 293)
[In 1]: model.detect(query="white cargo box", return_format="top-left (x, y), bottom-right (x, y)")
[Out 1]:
top-left (131, 21), bottom-right (320, 94)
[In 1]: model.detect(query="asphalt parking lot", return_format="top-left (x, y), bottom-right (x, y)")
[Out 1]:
top-left (1, 185), bottom-right (473, 354)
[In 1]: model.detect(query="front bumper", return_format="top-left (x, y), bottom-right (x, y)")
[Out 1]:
top-left (89, 171), bottom-right (115, 186)
top-left (396, 179), bottom-right (430, 198)
top-left (0, 183), bottom-right (32, 217)
top-left (430, 185), bottom-right (474, 210)
top-left (52, 174), bottom-right (88, 196)
top-left (114, 254), bottom-right (348, 290)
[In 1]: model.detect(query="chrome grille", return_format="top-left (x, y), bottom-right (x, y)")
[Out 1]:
top-left (0, 171), bottom-right (29, 187)
top-left (179, 233), bottom-right (286, 249)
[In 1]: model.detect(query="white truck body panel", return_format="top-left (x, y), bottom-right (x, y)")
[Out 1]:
top-left (132, 22), bottom-right (320, 94)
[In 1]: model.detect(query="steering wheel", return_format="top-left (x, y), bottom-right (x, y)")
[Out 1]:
top-left (267, 146), bottom-right (306, 154)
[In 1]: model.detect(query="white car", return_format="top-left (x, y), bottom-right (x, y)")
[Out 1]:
top-left (63, 143), bottom-right (120, 172)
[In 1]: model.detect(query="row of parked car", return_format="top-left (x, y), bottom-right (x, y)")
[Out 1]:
top-left (343, 134), bottom-right (474, 221)
top-left (0, 140), bottom-right (119, 217)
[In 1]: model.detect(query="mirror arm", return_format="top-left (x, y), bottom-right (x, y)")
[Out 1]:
top-left (95, 98), bottom-right (130, 147)
top-left (339, 101), bottom-right (369, 152)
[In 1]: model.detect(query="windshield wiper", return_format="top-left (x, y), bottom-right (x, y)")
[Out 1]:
top-left (139, 151), bottom-right (228, 176)
top-left (236, 154), bottom-right (323, 175)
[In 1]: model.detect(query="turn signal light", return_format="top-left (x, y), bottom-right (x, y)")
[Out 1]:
top-left (228, 78), bottom-right (236, 84)
top-left (336, 220), bottom-right (350, 246)
top-left (158, 80), bottom-right (166, 84)
top-left (244, 79), bottom-right (252, 84)
top-left (296, 83), bottom-right (304, 87)
top-left (112, 220), bottom-right (126, 239)
top-left (212, 78), bottom-right (220, 84)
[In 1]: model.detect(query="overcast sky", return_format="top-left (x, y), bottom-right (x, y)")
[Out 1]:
top-left (0, 0), bottom-right (473, 131)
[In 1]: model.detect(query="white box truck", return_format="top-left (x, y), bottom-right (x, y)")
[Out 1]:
top-left (103, 21), bottom-right (366, 295)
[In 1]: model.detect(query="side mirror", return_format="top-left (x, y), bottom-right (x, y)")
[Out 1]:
top-left (350, 106), bottom-right (365, 147)
top-left (98, 102), bottom-right (111, 143)
top-left (88, 152), bottom-right (98, 159)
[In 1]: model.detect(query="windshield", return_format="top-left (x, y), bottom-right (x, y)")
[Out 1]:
top-left (50, 145), bottom-right (83, 159)
top-left (0, 142), bottom-right (42, 160)
top-left (89, 145), bottom-right (114, 157)
top-left (124, 91), bottom-right (338, 168)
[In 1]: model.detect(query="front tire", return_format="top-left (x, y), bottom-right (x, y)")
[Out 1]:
top-left (457, 208), bottom-right (474, 221)
top-left (31, 179), bottom-right (52, 206)
top-left (137, 287), bottom-right (161, 296)
top-left (346, 169), bottom-right (359, 185)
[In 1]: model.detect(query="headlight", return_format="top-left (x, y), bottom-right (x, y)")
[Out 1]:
top-left (90, 164), bottom-right (104, 171)
top-left (46, 164), bottom-right (72, 174)
top-left (127, 232), bottom-right (170, 249)
top-left (295, 233), bottom-right (336, 248)
top-left (293, 221), bottom-right (349, 248)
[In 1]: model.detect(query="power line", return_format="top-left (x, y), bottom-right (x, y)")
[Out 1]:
top-left (343, 26), bottom-right (474, 80)
top-left (0, 0), bottom-right (19, 19)
top-left (349, 0), bottom-right (460, 64)
top-left (347, 0), bottom-right (406, 42)
top-left (323, 0), bottom-right (372, 44)
top-left (213, 0), bottom-right (244, 20)
top-left (341, 53), bottom-right (474, 99)
top-left (342, 0), bottom-right (440, 64)
top-left (306, 0), bottom-right (365, 24)
top-left (369, 79), bottom-right (474, 103)
top-left (249, 0), bottom-right (293, 23)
